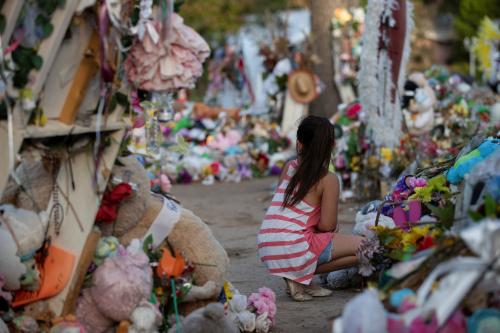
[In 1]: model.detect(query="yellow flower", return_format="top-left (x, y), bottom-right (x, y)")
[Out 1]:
top-left (401, 226), bottom-right (431, 247)
top-left (380, 147), bottom-right (393, 162)
top-left (350, 156), bottom-right (361, 172)
top-left (202, 165), bottom-right (212, 176)
top-left (334, 8), bottom-right (352, 25)
top-left (368, 156), bottom-right (380, 168)
top-left (474, 18), bottom-right (500, 76)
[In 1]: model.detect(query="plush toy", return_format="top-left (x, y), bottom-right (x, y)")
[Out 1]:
top-left (76, 246), bottom-right (153, 332)
top-left (402, 72), bottom-right (436, 136)
top-left (168, 303), bottom-right (239, 333)
top-left (447, 139), bottom-right (500, 185)
top-left (102, 156), bottom-right (229, 299)
top-left (128, 301), bottom-right (163, 333)
top-left (0, 205), bottom-right (48, 291)
top-left (193, 102), bottom-right (240, 121)
top-left (0, 152), bottom-right (55, 212)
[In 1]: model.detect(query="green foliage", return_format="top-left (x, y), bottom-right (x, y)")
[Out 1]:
top-left (109, 91), bottom-right (130, 114)
top-left (39, 0), bottom-right (66, 16)
top-left (35, 14), bottom-right (54, 39)
top-left (468, 195), bottom-right (500, 221)
top-left (179, 0), bottom-right (292, 39)
top-left (409, 174), bottom-right (451, 203)
top-left (453, 0), bottom-right (500, 38)
top-left (426, 201), bottom-right (455, 229)
top-left (12, 46), bottom-right (44, 88)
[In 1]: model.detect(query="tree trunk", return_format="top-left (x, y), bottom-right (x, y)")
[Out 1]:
top-left (309, 0), bottom-right (352, 118)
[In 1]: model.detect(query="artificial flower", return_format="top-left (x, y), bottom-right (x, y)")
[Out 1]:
top-left (334, 8), bottom-right (352, 26)
top-left (96, 183), bottom-right (133, 224)
top-left (255, 312), bottom-right (272, 333)
top-left (380, 147), bottom-right (393, 162)
top-left (409, 174), bottom-right (450, 203)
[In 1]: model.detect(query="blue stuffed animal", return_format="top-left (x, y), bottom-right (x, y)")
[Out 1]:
top-left (447, 139), bottom-right (500, 185)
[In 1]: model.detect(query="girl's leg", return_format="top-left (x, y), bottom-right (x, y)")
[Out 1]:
top-left (330, 233), bottom-right (363, 259)
top-left (314, 233), bottom-right (363, 274)
top-left (315, 256), bottom-right (357, 274)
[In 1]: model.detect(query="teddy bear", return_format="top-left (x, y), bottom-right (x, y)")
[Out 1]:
top-left (192, 102), bottom-right (240, 121)
top-left (100, 156), bottom-right (229, 299)
top-left (402, 72), bottom-right (437, 136)
top-left (168, 303), bottom-right (239, 333)
top-left (2, 151), bottom-right (228, 303)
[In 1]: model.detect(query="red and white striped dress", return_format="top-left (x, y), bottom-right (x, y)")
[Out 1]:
top-left (257, 160), bottom-right (333, 285)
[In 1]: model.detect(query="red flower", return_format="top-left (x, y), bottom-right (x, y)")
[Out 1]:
top-left (109, 183), bottom-right (133, 201)
top-left (346, 103), bottom-right (362, 120)
top-left (210, 162), bottom-right (220, 175)
top-left (96, 183), bottom-right (133, 224)
top-left (417, 236), bottom-right (435, 251)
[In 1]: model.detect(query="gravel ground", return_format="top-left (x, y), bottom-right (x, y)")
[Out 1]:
top-left (173, 177), bottom-right (362, 333)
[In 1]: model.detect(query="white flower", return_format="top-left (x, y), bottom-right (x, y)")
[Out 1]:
top-left (352, 8), bottom-right (365, 23)
top-left (237, 310), bottom-right (256, 332)
top-left (229, 294), bottom-right (248, 313)
top-left (255, 312), bottom-right (272, 333)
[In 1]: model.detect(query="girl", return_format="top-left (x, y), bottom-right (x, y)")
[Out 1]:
top-left (257, 115), bottom-right (363, 301)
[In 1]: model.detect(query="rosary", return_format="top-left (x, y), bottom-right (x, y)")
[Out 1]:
top-left (47, 156), bottom-right (64, 236)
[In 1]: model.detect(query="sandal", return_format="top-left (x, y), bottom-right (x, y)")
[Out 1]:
top-left (303, 284), bottom-right (333, 297)
top-left (284, 278), bottom-right (313, 302)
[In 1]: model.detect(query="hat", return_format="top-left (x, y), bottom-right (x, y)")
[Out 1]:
top-left (288, 69), bottom-right (317, 104)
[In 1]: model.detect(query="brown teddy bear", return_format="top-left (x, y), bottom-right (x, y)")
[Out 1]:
top-left (100, 157), bottom-right (229, 299)
top-left (2, 153), bottom-right (229, 302)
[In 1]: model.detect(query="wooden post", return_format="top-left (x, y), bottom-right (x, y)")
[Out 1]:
top-left (61, 229), bottom-right (101, 315)
top-left (59, 32), bottom-right (100, 124)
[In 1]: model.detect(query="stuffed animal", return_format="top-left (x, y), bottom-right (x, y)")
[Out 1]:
top-left (128, 301), bottom-right (162, 333)
top-left (101, 156), bottom-right (229, 299)
top-left (76, 245), bottom-right (153, 333)
top-left (0, 205), bottom-right (48, 291)
top-left (402, 72), bottom-right (436, 136)
top-left (193, 102), bottom-right (240, 121)
top-left (447, 139), bottom-right (500, 185)
top-left (168, 303), bottom-right (239, 333)
top-left (0, 152), bottom-right (55, 212)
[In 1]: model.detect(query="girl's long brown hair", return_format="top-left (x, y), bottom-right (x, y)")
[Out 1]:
top-left (283, 116), bottom-right (335, 208)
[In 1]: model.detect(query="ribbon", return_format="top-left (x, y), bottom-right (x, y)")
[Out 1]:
top-left (98, 2), bottom-right (115, 83)
top-left (3, 31), bottom-right (23, 56)
top-left (142, 195), bottom-right (181, 249)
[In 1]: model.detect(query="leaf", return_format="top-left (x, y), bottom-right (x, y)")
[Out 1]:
top-left (41, 23), bottom-right (54, 39)
top-left (115, 92), bottom-right (129, 107)
top-left (32, 55), bottom-right (43, 70)
top-left (484, 195), bottom-right (496, 217)
top-left (426, 202), bottom-right (455, 229)
top-left (468, 209), bottom-right (484, 222)
top-left (143, 234), bottom-right (154, 256)
top-left (108, 94), bottom-right (118, 113)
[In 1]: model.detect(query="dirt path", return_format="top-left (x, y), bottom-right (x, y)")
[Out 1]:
top-left (172, 178), bottom-right (361, 333)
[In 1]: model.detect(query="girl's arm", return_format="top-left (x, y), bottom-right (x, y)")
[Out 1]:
top-left (317, 173), bottom-right (340, 232)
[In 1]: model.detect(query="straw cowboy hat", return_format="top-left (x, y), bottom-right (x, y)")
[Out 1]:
top-left (288, 69), bottom-right (318, 104)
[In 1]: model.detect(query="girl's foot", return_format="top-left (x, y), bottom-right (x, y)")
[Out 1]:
top-left (284, 279), bottom-right (313, 302)
top-left (303, 284), bottom-right (333, 297)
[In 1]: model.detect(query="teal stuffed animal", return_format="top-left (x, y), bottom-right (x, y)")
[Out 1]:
top-left (447, 139), bottom-right (500, 185)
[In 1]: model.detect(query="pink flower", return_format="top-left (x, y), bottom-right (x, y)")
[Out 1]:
top-left (267, 302), bottom-right (276, 319)
top-left (252, 299), bottom-right (270, 316)
top-left (408, 177), bottom-right (427, 188)
top-left (248, 293), bottom-right (259, 305)
top-left (258, 287), bottom-right (276, 302)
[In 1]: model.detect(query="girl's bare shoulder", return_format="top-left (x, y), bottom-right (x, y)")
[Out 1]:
top-left (317, 171), bottom-right (339, 192)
